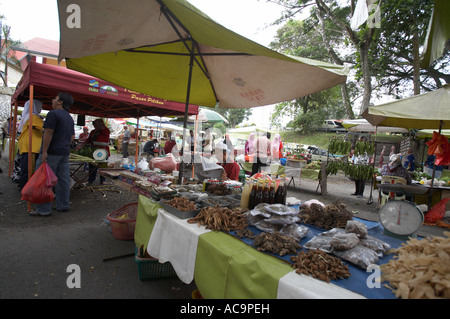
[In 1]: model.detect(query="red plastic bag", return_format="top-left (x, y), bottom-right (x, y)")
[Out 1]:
top-left (149, 153), bottom-right (177, 173)
top-left (424, 198), bottom-right (450, 223)
top-left (21, 162), bottom-right (58, 204)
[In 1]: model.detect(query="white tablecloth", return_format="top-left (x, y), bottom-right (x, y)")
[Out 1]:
top-left (147, 209), bottom-right (211, 284)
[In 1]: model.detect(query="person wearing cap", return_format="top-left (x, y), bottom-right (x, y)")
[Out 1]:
top-left (215, 142), bottom-right (240, 181)
top-left (380, 153), bottom-right (412, 184)
top-left (78, 126), bottom-right (89, 144)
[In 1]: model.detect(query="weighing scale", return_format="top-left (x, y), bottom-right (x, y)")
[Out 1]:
top-left (93, 148), bottom-right (108, 161)
top-left (379, 200), bottom-right (424, 239)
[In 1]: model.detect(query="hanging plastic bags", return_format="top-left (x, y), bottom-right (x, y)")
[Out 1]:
top-left (21, 162), bottom-right (58, 204)
top-left (426, 131), bottom-right (450, 166)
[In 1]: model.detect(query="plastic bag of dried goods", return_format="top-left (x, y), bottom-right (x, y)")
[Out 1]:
top-left (330, 233), bottom-right (360, 250)
top-left (345, 220), bottom-right (368, 238)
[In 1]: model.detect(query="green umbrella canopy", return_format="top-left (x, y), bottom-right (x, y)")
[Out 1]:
top-left (57, 0), bottom-right (348, 109)
top-left (420, 0), bottom-right (450, 67)
top-left (362, 84), bottom-right (450, 130)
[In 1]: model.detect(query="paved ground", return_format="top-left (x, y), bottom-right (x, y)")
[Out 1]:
top-left (0, 154), bottom-right (448, 299)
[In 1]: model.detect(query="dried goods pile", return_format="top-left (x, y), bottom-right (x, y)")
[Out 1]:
top-left (253, 232), bottom-right (301, 257)
top-left (299, 199), bottom-right (353, 230)
top-left (381, 231), bottom-right (450, 299)
top-left (165, 197), bottom-right (197, 212)
top-left (188, 206), bottom-right (247, 232)
top-left (235, 228), bottom-right (256, 239)
top-left (291, 249), bottom-right (351, 283)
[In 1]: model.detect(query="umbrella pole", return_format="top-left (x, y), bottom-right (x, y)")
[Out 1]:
top-left (27, 86), bottom-right (34, 212)
top-left (178, 53), bottom-right (195, 185)
top-left (192, 115), bottom-right (199, 179)
top-left (135, 115), bottom-right (139, 167)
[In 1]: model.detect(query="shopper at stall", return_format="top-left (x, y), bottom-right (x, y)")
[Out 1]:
top-left (17, 100), bottom-right (44, 190)
top-left (164, 135), bottom-right (177, 155)
top-left (271, 133), bottom-right (283, 161)
top-left (86, 119), bottom-right (110, 185)
top-left (380, 153), bottom-right (412, 184)
top-left (403, 149), bottom-right (415, 172)
top-left (215, 142), bottom-right (240, 181)
top-left (251, 132), bottom-right (271, 176)
top-left (351, 136), bottom-right (369, 198)
top-left (245, 132), bottom-right (256, 156)
top-left (30, 92), bottom-right (75, 216)
top-left (1, 117), bottom-right (11, 148)
top-left (122, 125), bottom-right (131, 158)
top-left (143, 138), bottom-right (159, 160)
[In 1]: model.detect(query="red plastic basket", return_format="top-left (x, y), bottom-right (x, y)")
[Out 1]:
top-left (106, 203), bottom-right (138, 240)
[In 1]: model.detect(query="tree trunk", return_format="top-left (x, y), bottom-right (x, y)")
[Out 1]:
top-left (359, 43), bottom-right (372, 115)
top-left (412, 27), bottom-right (421, 95)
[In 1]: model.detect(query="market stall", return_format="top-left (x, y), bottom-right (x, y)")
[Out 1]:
top-left (363, 84), bottom-right (450, 210)
top-left (132, 194), bottom-right (409, 299)
top-left (9, 61), bottom-right (199, 208)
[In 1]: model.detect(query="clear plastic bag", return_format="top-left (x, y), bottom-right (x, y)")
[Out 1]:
top-left (319, 227), bottom-right (346, 237)
top-left (250, 203), bottom-right (271, 218)
top-left (265, 204), bottom-right (299, 216)
top-left (263, 214), bottom-right (300, 225)
top-left (254, 220), bottom-right (282, 233)
top-left (304, 235), bottom-right (333, 253)
top-left (333, 245), bottom-right (379, 270)
top-left (359, 235), bottom-right (391, 257)
top-left (330, 233), bottom-right (360, 250)
top-left (345, 220), bottom-right (368, 238)
top-left (280, 224), bottom-right (309, 240)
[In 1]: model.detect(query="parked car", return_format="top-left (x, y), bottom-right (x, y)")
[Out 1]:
top-left (310, 148), bottom-right (341, 162)
top-left (318, 120), bottom-right (346, 133)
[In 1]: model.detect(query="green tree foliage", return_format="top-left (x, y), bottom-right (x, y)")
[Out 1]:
top-left (214, 108), bottom-right (252, 128)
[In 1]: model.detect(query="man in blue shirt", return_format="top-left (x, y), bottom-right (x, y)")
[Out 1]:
top-left (30, 92), bottom-right (75, 216)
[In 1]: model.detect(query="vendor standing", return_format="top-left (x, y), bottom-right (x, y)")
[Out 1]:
top-left (122, 125), bottom-right (131, 158)
top-left (164, 135), bottom-right (177, 155)
top-left (85, 119), bottom-right (110, 185)
top-left (215, 142), bottom-right (240, 181)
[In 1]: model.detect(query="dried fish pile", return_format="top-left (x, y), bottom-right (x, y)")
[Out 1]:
top-left (188, 206), bottom-right (247, 232)
top-left (299, 199), bottom-right (353, 230)
top-left (291, 249), bottom-right (351, 283)
top-left (253, 232), bottom-right (301, 257)
top-left (381, 231), bottom-right (450, 299)
top-left (165, 197), bottom-right (197, 212)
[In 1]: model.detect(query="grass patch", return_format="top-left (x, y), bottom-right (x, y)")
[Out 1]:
top-left (280, 131), bottom-right (406, 149)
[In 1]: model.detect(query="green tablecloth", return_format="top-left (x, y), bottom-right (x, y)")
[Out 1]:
top-left (194, 231), bottom-right (292, 299)
top-left (134, 195), bottom-right (160, 252)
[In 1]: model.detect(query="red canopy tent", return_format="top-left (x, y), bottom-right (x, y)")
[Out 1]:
top-left (9, 62), bottom-right (199, 209)
top-left (12, 61), bottom-right (199, 118)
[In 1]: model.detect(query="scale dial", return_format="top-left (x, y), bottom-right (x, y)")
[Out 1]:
top-left (379, 201), bottom-right (424, 236)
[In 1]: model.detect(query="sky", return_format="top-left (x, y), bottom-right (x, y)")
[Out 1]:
top-left (0, 0), bottom-right (292, 128)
